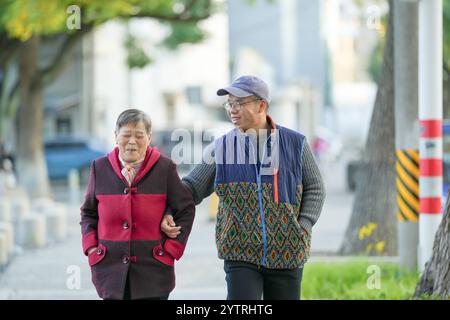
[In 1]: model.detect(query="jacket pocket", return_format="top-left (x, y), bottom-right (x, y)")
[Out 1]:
top-left (217, 210), bottom-right (233, 241)
top-left (88, 243), bottom-right (107, 267)
top-left (300, 226), bottom-right (311, 246)
top-left (152, 243), bottom-right (174, 267)
top-left (300, 226), bottom-right (311, 260)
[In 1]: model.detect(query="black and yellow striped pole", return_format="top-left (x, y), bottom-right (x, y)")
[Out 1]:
top-left (395, 147), bottom-right (420, 269)
top-left (396, 150), bottom-right (419, 223)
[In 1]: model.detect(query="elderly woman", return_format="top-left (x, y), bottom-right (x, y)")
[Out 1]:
top-left (80, 108), bottom-right (195, 300)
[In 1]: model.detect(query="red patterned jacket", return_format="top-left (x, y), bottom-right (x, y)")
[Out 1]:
top-left (80, 146), bottom-right (195, 299)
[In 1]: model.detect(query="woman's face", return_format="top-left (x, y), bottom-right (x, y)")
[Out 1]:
top-left (115, 121), bottom-right (151, 163)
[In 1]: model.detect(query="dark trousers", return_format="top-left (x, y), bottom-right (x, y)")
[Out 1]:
top-left (122, 272), bottom-right (169, 300)
top-left (224, 260), bottom-right (303, 300)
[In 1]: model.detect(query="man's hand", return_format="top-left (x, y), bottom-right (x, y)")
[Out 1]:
top-left (161, 214), bottom-right (181, 238)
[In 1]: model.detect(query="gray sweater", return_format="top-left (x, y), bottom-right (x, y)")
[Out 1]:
top-left (181, 140), bottom-right (325, 233)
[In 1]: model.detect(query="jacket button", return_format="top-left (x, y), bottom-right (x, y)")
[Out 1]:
top-left (96, 248), bottom-right (103, 255)
top-left (122, 221), bottom-right (129, 230)
top-left (157, 249), bottom-right (164, 256)
top-left (122, 256), bottom-right (130, 264)
top-left (123, 188), bottom-right (129, 194)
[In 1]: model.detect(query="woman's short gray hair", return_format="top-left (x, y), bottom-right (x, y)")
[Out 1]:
top-left (115, 108), bottom-right (152, 134)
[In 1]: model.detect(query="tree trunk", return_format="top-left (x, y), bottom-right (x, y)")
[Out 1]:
top-left (13, 30), bottom-right (91, 199)
top-left (16, 36), bottom-right (51, 199)
top-left (339, 0), bottom-right (397, 256)
top-left (414, 195), bottom-right (450, 298)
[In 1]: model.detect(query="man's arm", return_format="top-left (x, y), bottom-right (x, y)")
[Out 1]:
top-left (161, 143), bottom-right (216, 238)
top-left (181, 142), bottom-right (216, 205)
top-left (159, 160), bottom-right (196, 262)
top-left (299, 141), bottom-right (326, 233)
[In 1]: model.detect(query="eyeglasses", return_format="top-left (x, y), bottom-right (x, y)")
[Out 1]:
top-left (222, 98), bottom-right (262, 111)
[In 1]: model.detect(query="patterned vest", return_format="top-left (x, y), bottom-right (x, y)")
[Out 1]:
top-left (213, 116), bottom-right (310, 269)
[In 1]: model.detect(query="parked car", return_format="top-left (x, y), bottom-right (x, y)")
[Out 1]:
top-left (45, 136), bottom-right (108, 184)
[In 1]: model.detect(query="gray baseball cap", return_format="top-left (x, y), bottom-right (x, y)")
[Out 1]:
top-left (217, 75), bottom-right (271, 103)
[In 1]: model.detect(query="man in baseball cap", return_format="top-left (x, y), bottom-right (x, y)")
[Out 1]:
top-left (161, 74), bottom-right (325, 300)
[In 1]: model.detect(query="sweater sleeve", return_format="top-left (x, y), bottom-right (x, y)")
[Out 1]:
top-left (299, 141), bottom-right (326, 234)
top-left (80, 161), bottom-right (99, 255)
top-left (163, 161), bottom-right (196, 260)
top-left (181, 142), bottom-right (216, 205)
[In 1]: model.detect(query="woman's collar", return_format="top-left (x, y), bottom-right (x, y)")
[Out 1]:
top-left (118, 152), bottom-right (145, 168)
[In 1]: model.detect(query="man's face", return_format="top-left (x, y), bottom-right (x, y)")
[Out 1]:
top-left (115, 121), bottom-right (151, 163)
top-left (226, 94), bottom-right (264, 131)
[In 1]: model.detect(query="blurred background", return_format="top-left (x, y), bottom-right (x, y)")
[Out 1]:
top-left (0, 0), bottom-right (449, 299)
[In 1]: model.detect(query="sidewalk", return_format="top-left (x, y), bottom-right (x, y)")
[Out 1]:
top-left (311, 156), bottom-right (354, 254)
top-left (0, 198), bottom-right (224, 300)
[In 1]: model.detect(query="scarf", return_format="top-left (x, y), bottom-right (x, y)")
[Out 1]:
top-left (118, 153), bottom-right (144, 186)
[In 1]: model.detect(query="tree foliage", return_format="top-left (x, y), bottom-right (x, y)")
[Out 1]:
top-left (0, 0), bottom-right (213, 41)
top-left (0, 0), bottom-right (214, 129)
top-left (0, 0), bottom-right (214, 197)
top-left (365, 0), bottom-right (450, 114)
top-left (443, 0), bottom-right (450, 68)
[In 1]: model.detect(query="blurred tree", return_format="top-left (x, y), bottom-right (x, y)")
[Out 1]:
top-left (443, 0), bottom-right (450, 118)
top-left (367, 20), bottom-right (385, 83)
top-left (340, 0), bottom-right (396, 255)
top-left (368, 0), bottom-right (450, 117)
top-left (353, 0), bottom-right (387, 83)
top-left (124, 34), bottom-right (152, 69)
top-left (0, 0), bottom-right (213, 198)
top-left (414, 195), bottom-right (450, 298)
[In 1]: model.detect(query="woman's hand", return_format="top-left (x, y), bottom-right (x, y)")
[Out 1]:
top-left (161, 214), bottom-right (181, 238)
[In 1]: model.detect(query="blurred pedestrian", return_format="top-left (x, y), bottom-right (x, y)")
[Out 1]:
top-left (0, 144), bottom-right (16, 191)
top-left (0, 158), bottom-right (16, 192)
top-left (161, 76), bottom-right (325, 300)
top-left (312, 135), bottom-right (328, 165)
top-left (80, 108), bottom-right (195, 300)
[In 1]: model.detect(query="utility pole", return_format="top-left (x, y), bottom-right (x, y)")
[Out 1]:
top-left (394, 0), bottom-right (419, 270)
top-left (418, 0), bottom-right (443, 271)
